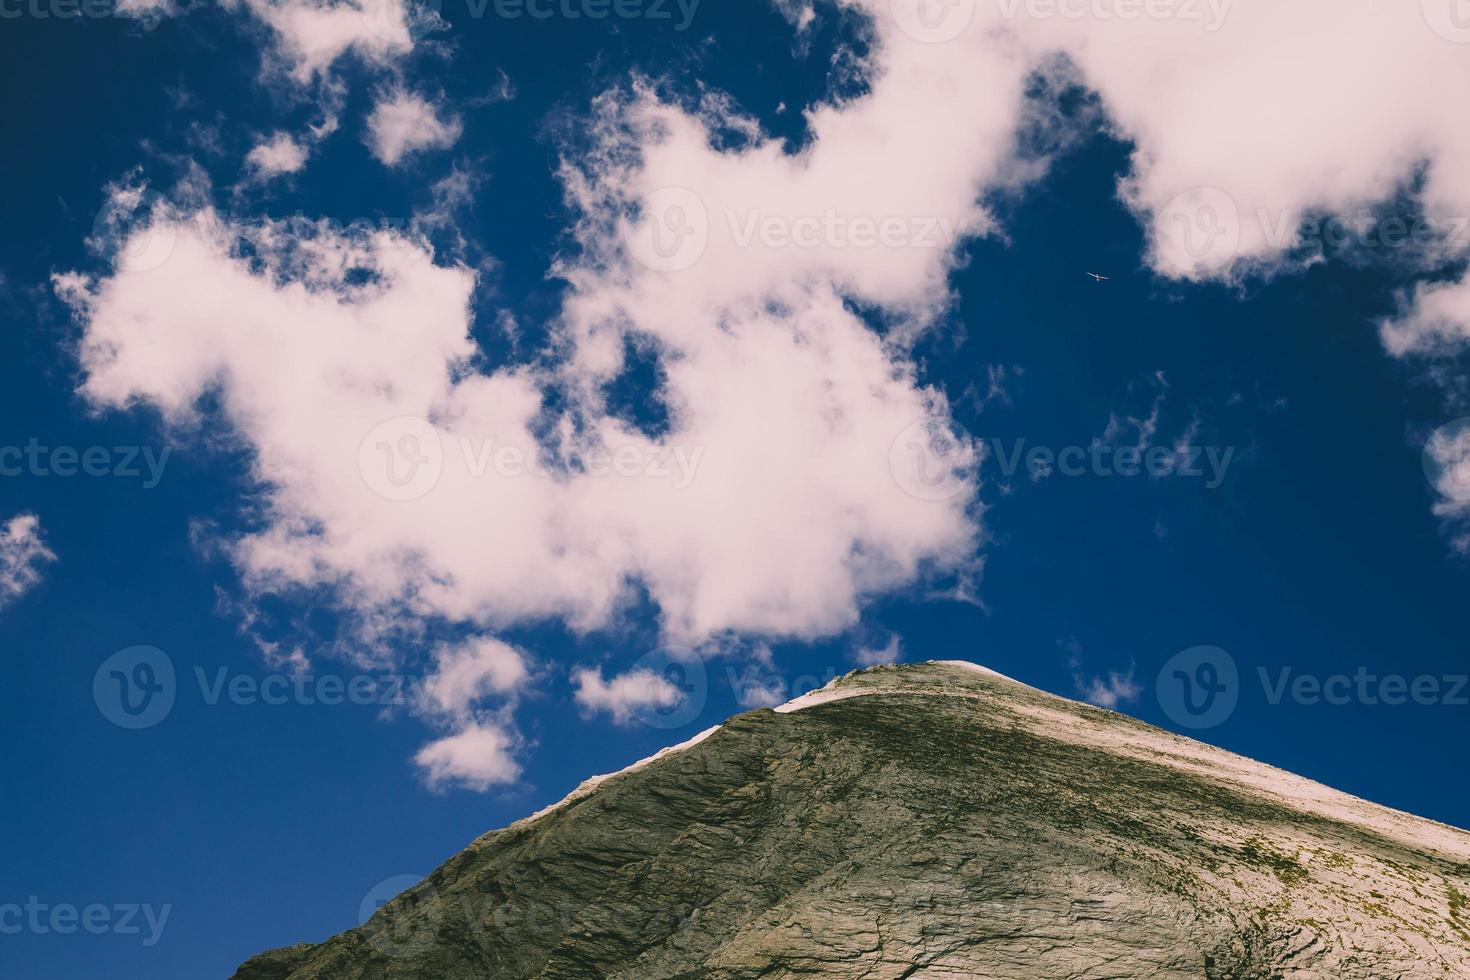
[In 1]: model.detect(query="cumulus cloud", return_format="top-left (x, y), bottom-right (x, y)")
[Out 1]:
top-left (573, 667), bottom-right (685, 724)
top-left (409, 637), bottom-right (530, 790)
top-left (414, 720), bottom-right (521, 791)
top-left (0, 514), bottom-right (55, 610)
top-left (62, 174), bottom-right (978, 655)
top-left (364, 90), bottom-right (462, 166)
top-left (244, 132), bottom-right (310, 178)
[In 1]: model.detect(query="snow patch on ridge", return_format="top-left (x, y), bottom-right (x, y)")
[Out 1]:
top-left (508, 724), bottom-right (722, 830)
top-left (772, 687), bottom-right (871, 713)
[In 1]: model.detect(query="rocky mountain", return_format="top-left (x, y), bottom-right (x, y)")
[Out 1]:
top-left (234, 661), bottom-right (1470, 978)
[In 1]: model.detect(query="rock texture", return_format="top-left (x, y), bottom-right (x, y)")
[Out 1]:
top-left (235, 661), bottom-right (1470, 979)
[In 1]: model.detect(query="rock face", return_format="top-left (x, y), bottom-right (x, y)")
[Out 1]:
top-left (235, 661), bottom-right (1470, 979)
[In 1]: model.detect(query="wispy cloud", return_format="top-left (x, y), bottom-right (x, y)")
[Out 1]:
top-left (853, 634), bottom-right (902, 667)
top-left (0, 514), bottom-right (55, 612)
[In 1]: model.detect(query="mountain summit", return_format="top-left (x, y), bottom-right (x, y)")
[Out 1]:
top-left (235, 661), bottom-right (1470, 978)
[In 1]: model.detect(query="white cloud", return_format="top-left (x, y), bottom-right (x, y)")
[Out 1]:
top-left (115, 0), bottom-right (173, 17)
top-left (572, 667), bottom-right (685, 724)
top-left (418, 636), bottom-right (529, 719)
top-left (414, 720), bottom-right (521, 791)
top-left (115, 0), bottom-right (421, 82)
top-left (1422, 419), bottom-right (1470, 553)
top-left (62, 183), bottom-right (978, 654)
top-left (407, 636), bottom-right (529, 790)
top-left (958, 1), bottom-right (1470, 376)
top-left (732, 674), bottom-right (787, 708)
top-left (0, 513), bottom-right (55, 610)
top-left (1076, 665), bottom-right (1142, 710)
top-left (245, 132), bottom-right (310, 178)
top-left (853, 634), bottom-right (901, 667)
top-left (364, 90), bottom-right (462, 167)
top-left (240, 0), bottom-right (416, 83)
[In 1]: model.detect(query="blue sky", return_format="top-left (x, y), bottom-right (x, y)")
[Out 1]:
top-left (4, 2), bottom-right (1470, 978)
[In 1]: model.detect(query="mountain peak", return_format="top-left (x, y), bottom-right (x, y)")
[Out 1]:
top-left (237, 657), bottom-right (1470, 979)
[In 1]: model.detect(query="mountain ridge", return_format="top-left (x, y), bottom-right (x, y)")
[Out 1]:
top-left (235, 660), bottom-right (1470, 979)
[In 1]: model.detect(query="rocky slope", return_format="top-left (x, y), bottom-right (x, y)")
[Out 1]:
top-left (235, 661), bottom-right (1470, 978)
